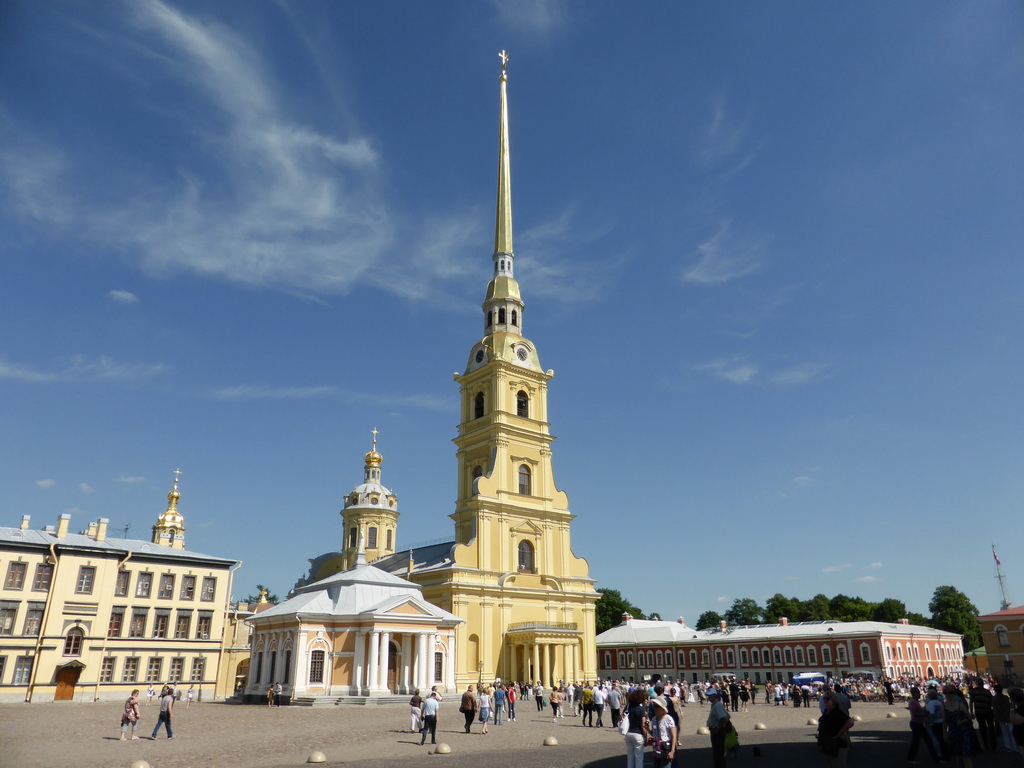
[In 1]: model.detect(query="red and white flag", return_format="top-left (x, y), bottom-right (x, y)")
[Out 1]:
top-left (993, 546), bottom-right (1001, 566)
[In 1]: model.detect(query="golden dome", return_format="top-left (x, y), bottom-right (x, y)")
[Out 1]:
top-left (364, 450), bottom-right (383, 466)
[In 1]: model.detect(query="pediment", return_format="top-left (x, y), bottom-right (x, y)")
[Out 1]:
top-left (510, 520), bottom-right (542, 536)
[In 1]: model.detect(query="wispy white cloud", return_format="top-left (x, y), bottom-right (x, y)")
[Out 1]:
top-left (716, 596), bottom-right (729, 603)
top-left (491, 0), bottom-right (569, 33)
top-left (792, 476), bottom-right (814, 487)
top-left (695, 357), bottom-right (759, 384)
top-left (822, 563), bottom-right (852, 574)
top-left (700, 94), bottom-right (752, 167)
top-left (106, 289), bottom-right (139, 303)
top-left (0, 355), bottom-right (168, 384)
top-left (79, 483), bottom-right (95, 494)
top-left (867, 561), bottom-right (883, 569)
top-left (212, 385), bottom-right (338, 400)
top-left (682, 220), bottom-right (764, 285)
top-left (855, 575), bottom-right (882, 583)
top-left (770, 362), bottom-right (834, 387)
top-left (211, 383), bottom-right (451, 413)
top-left (116, 476), bottom-right (146, 484)
top-left (35, 478), bottom-right (56, 489)
top-left (65, 507), bottom-right (82, 516)
top-left (783, 575), bottom-right (800, 581)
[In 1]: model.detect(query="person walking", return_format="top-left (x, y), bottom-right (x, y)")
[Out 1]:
top-left (609, 683), bottom-right (623, 728)
top-left (650, 697), bottom-right (677, 768)
top-left (706, 689), bottom-right (731, 768)
top-left (186, 684), bottom-right (195, 709)
top-left (582, 684), bottom-right (594, 726)
top-left (535, 682), bottom-right (545, 711)
top-left (942, 684), bottom-right (976, 768)
top-left (493, 684), bottom-right (507, 725)
top-left (967, 678), bottom-right (995, 752)
top-left (419, 691), bottom-right (440, 745)
top-left (478, 686), bottom-right (491, 734)
top-left (906, 687), bottom-right (941, 764)
top-left (409, 689), bottom-right (423, 733)
top-left (146, 685), bottom-right (155, 706)
top-left (150, 685), bottom-right (174, 740)
top-left (624, 688), bottom-right (649, 768)
top-left (507, 683), bottom-right (517, 722)
top-left (925, 686), bottom-right (949, 760)
top-left (594, 684), bottom-right (607, 727)
top-left (460, 685), bottom-right (477, 733)
top-left (993, 684), bottom-right (1016, 753)
top-left (120, 689), bottom-right (141, 740)
top-left (817, 691), bottom-right (854, 768)
top-left (550, 687), bottom-right (562, 723)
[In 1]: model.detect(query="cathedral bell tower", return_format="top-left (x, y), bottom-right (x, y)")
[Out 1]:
top-left (433, 51), bottom-right (597, 687)
top-left (152, 469), bottom-right (186, 550)
top-left (340, 430), bottom-right (399, 568)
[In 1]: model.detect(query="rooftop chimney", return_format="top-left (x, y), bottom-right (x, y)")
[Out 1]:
top-left (780, 617), bottom-right (789, 626)
top-left (899, 618), bottom-right (910, 625)
top-left (622, 612), bottom-right (632, 623)
top-left (96, 518), bottom-right (109, 542)
top-left (20, 515), bottom-right (30, 530)
top-left (720, 620), bottom-right (727, 630)
top-left (677, 617), bottom-right (685, 625)
top-left (55, 513), bottom-right (71, 538)
top-left (86, 522), bottom-right (97, 537)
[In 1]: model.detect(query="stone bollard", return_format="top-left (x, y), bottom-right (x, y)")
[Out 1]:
top-left (853, 715), bottom-right (863, 722)
top-left (697, 726), bottom-right (710, 735)
top-left (754, 722), bottom-right (767, 730)
top-left (806, 719), bottom-right (817, 726)
top-left (434, 743), bottom-right (452, 754)
top-left (306, 751), bottom-right (326, 764)
top-left (129, 761), bottom-right (151, 768)
top-left (886, 711), bottom-right (898, 719)
top-left (543, 736), bottom-right (559, 746)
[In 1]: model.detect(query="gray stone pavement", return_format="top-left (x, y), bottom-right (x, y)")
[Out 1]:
top-left (1, 698), bottom-right (1021, 768)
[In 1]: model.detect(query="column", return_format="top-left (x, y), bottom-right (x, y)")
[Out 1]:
top-left (401, 634), bottom-right (411, 691)
top-left (416, 632), bottom-right (428, 690)
top-left (541, 643), bottom-right (550, 688)
top-left (446, 632), bottom-right (456, 690)
top-left (510, 643), bottom-right (518, 684)
top-left (428, 633), bottom-right (438, 685)
top-left (367, 631), bottom-right (380, 690)
top-left (563, 644), bottom-right (572, 684)
top-left (532, 644), bottom-right (540, 685)
top-left (353, 631), bottom-right (366, 694)
top-left (378, 632), bottom-right (391, 690)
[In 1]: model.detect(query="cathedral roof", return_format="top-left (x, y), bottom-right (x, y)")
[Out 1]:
top-left (251, 559), bottom-right (460, 624)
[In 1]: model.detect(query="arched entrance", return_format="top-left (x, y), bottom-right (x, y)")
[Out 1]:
top-left (54, 661), bottom-right (85, 701)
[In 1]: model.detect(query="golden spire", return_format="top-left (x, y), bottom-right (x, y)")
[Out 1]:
top-left (153, 468), bottom-right (186, 549)
top-left (364, 427), bottom-right (382, 467)
top-left (494, 50), bottom-right (513, 258)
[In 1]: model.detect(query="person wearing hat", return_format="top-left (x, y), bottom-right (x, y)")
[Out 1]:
top-left (650, 697), bottom-right (677, 768)
top-left (706, 689), bottom-right (731, 768)
top-left (817, 691), bottom-right (854, 767)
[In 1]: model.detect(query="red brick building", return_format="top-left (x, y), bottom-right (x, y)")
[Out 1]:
top-left (596, 615), bottom-right (962, 683)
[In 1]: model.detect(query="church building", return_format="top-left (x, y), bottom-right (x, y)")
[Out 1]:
top-left (279, 53), bottom-right (598, 696)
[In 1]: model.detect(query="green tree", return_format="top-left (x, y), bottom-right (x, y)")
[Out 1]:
top-left (648, 612), bottom-right (662, 621)
top-left (929, 585), bottom-right (981, 651)
top-left (764, 593), bottom-right (801, 624)
top-left (595, 588), bottom-right (646, 634)
top-left (905, 611), bottom-right (930, 627)
top-left (829, 594), bottom-right (874, 622)
top-left (872, 598), bottom-right (908, 623)
top-left (695, 610), bottom-right (723, 630)
top-left (724, 598), bottom-right (764, 626)
top-left (242, 583), bottom-right (279, 605)
top-left (801, 594), bottom-right (832, 621)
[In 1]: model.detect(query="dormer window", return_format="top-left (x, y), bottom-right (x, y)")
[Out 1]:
top-left (474, 392), bottom-right (485, 420)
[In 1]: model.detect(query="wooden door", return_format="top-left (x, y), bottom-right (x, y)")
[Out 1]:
top-left (54, 667), bottom-right (80, 701)
top-left (387, 643), bottom-right (399, 692)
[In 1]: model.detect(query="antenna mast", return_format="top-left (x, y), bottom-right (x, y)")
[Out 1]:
top-left (993, 545), bottom-right (1011, 611)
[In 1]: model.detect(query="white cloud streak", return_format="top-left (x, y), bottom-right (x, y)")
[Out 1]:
top-left (821, 563), bottom-right (852, 574)
top-left (35, 479), bottom-right (56, 489)
top-left (491, 0), bottom-right (570, 33)
top-left (116, 476), bottom-right (146, 484)
top-left (0, 355), bottom-right (168, 384)
top-left (79, 483), bottom-right (95, 494)
top-left (683, 220), bottom-right (764, 285)
top-left (694, 358), bottom-right (759, 385)
top-left (106, 289), bottom-right (139, 303)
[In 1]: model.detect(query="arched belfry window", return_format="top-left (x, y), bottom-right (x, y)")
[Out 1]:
top-left (348, 527), bottom-right (357, 548)
top-left (474, 392), bottom-right (485, 420)
top-left (511, 310), bottom-right (518, 326)
top-left (367, 527), bottom-right (378, 548)
top-left (518, 464), bottom-right (531, 495)
top-left (498, 308), bottom-right (506, 324)
top-left (517, 540), bottom-right (534, 572)
top-left (516, 390), bottom-right (528, 417)
top-left (487, 310), bottom-right (493, 327)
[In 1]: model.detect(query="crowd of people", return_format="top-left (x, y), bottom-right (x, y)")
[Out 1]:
top-left (401, 674), bottom-right (1024, 767)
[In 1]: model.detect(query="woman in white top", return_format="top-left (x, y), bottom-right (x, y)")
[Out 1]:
top-left (478, 687), bottom-right (492, 734)
top-left (650, 697), bottom-right (677, 768)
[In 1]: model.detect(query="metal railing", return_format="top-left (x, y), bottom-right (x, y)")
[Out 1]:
top-left (507, 621), bottom-right (578, 632)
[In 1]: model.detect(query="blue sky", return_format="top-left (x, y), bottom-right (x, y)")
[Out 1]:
top-left (2, 1), bottom-right (1022, 622)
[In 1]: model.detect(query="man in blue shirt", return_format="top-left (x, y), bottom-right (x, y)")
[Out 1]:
top-left (420, 692), bottom-right (440, 745)
top-left (494, 684), bottom-right (507, 724)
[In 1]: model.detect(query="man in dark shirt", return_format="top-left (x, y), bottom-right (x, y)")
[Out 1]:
top-left (968, 678), bottom-right (996, 752)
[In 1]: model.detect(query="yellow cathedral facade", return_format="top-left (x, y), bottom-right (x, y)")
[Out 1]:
top-left (278, 53), bottom-right (598, 695)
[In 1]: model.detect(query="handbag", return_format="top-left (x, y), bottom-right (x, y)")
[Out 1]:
top-left (618, 710), bottom-right (630, 736)
top-left (724, 726), bottom-right (739, 750)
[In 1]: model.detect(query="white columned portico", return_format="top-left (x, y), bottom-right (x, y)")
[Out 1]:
top-left (532, 643), bottom-right (540, 685)
top-left (367, 630), bottom-right (380, 690)
top-left (377, 631), bottom-right (391, 690)
top-left (446, 631), bottom-right (456, 689)
top-left (416, 632), bottom-right (428, 689)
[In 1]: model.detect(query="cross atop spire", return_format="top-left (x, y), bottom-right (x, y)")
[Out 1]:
top-left (494, 49), bottom-right (513, 261)
top-left (172, 468), bottom-right (182, 490)
top-left (371, 427), bottom-right (379, 452)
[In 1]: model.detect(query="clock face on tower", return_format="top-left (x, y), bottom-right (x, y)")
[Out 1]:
top-left (516, 347), bottom-right (529, 362)
top-left (475, 349), bottom-right (485, 363)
